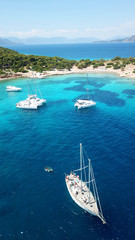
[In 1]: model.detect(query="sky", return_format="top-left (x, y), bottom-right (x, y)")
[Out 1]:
top-left (1, 0), bottom-right (135, 40)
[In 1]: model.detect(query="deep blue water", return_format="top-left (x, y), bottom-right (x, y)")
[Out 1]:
top-left (0, 73), bottom-right (135, 239)
top-left (8, 43), bottom-right (135, 60)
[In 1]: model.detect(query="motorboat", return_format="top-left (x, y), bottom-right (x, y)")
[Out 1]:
top-left (6, 85), bottom-right (22, 92)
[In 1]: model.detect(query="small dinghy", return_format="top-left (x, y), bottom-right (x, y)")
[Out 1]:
top-left (44, 166), bottom-right (53, 172)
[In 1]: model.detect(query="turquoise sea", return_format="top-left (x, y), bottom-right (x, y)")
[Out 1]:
top-left (1, 43), bottom-right (135, 239)
top-left (0, 72), bottom-right (135, 240)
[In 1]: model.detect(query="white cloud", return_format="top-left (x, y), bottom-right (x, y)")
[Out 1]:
top-left (86, 20), bottom-right (135, 39)
top-left (7, 29), bottom-right (48, 38)
top-left (2, 20), bottom-right (135, 39)
top-left (3, 28), bottom-right (80, 39)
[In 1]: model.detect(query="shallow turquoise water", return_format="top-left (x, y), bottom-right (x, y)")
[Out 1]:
top-left (0, 73), bottom-right (135, 239)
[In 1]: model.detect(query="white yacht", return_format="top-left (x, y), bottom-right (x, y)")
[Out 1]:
top-left (74, 99), bottom-right (96, 109)
top-left (16, 94), bottom-right (46, 109)
top-left (74, 75), bottom-right (96, 109)
top-left (65, 143), bottom-right (106, 224)
top-left (16, 96), bottom-right (38, 109)
top-left (26, 95), bottom-right (46, 107)
top-left (16, 80), bottom-right (46, 110)
top-left (6, 85), bottom-right (22, 92)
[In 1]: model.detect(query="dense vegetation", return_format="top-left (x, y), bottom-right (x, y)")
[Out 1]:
top-left (0, 47), bottom-right (76, 74)
top-left (0, 47), bottom-right (135, 76)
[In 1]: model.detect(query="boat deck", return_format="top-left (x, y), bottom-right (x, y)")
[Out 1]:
top-left (66, 174), bottom-right (99, 216)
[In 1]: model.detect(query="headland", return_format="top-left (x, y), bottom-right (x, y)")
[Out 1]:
top-left (0, 47), bottom-right (135, 80)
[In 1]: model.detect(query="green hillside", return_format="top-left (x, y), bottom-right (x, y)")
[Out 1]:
top-left (0, 47), bottom-right (135, 77)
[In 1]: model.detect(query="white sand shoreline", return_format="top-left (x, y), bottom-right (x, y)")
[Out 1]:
top-left (0, 64), bottom-right (135, 81)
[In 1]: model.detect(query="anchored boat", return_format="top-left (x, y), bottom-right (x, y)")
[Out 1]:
top-left (6, 85), bottom-right (22, 92)
top-left (44, 166), bottom-right (53, 172)
top-left (16, 80), bottom-right (46, 109)
top-left (65, 143), bottom-right (106, 224)
top-left (74, 99), bottom-right (96, 109)
top-left (74, 74), bottom-right (96, 109)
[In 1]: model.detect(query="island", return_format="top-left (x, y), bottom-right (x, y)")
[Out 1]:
top-left (0, 47), bottom-right (135, 80)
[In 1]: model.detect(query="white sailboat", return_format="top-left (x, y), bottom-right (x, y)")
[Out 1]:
top-left (16, 80), bottom-right (46, 109)
top-left (6, 85), bottom-right (22, 92)
top-left (74, 75), bottom-right (96, 109)
top-left (16, 95), bottom-right (38, 109)
top-left (65, 143), bottom-right (106, 224)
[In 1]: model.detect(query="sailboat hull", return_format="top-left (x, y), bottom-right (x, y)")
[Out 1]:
top-left (65, 144), bottom-right (106, 224)
top-left (16, 102), bottom-right (38, 109)
top-left (6, 89), bottom-right (21, 92)
top-left (65, 176), bottom-right (99, 217)
top-left (74, 100), bottom-right (96, 109)
top-left (16, 105), bottom-right (37, 109)
top-left (6, 87), bottom-right (22, 92)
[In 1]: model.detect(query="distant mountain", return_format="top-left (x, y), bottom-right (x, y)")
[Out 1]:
top-left (7, 37), bottom-right (26, 44)
top-left (120, 35), bottom-right (135, 42)
top-left (8, 37), bottom-right (68, 44)
top-left (2, 35), bottom-right (135, 45)
top-left (95, 35), bottom-right (135, 43)
top-left (0, 37), bottom-right (99, 45)
top-left (70, 37), bottom-right (99, 43)
top-left (0, 38), bottom-right (18, 46)
top-left (8, 36), bottom-right (99, 44)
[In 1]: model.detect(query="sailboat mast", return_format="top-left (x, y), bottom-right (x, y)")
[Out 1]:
top-left (88, 158), bottom-right (90, 202)
top-left (80, 143), bottom-right (82, 192)
top-left (91, 165), bottom-right (105, 223)
top-left (33, 79), bottom-right (37, 97)
top-left (87, 74), bottom-right (89, 100)
top-left (35, 81), bottom-right (43, 99)
top-left (27, 80), bottom-right (29, 96)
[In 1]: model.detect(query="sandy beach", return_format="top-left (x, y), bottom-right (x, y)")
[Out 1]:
top-left (0, 63), bottom-right (135, 81)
